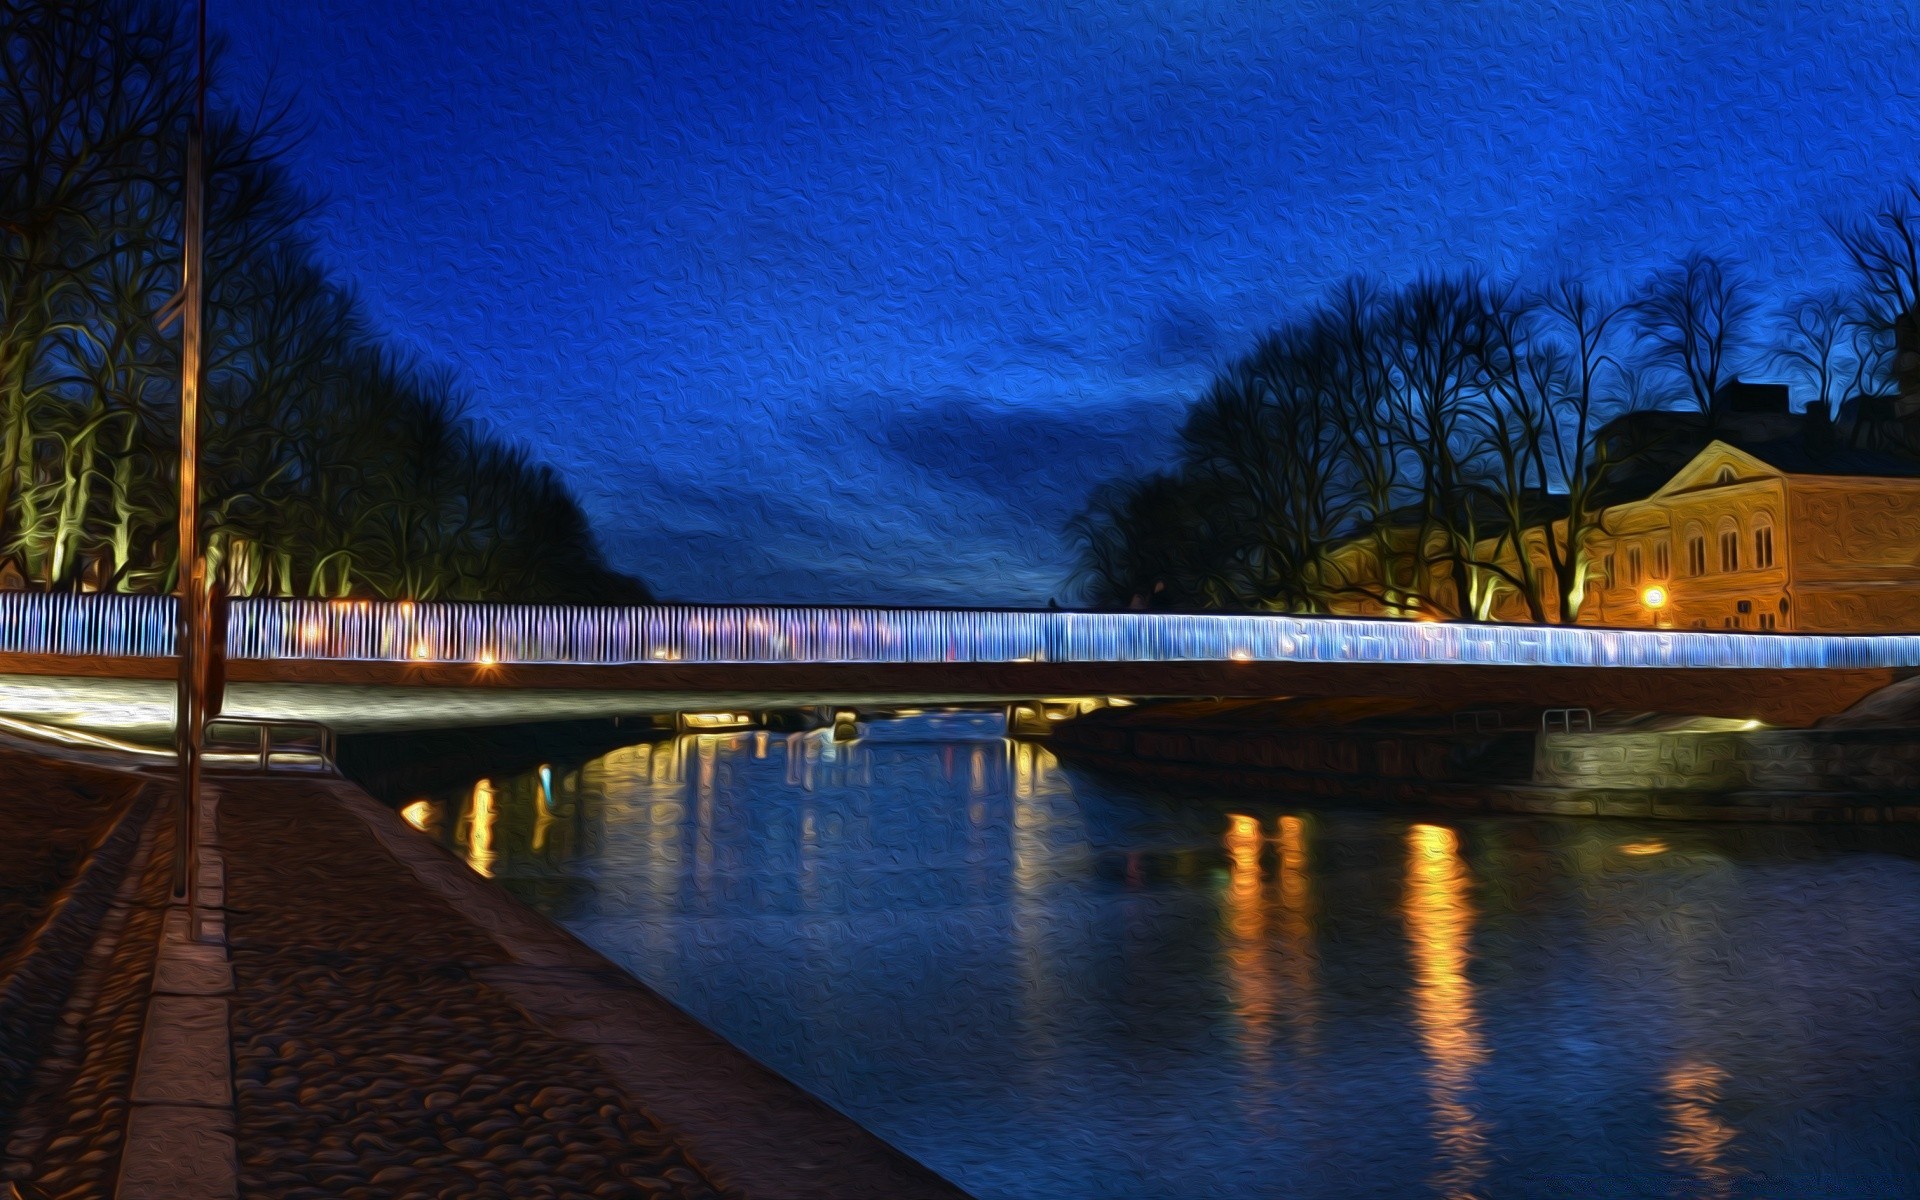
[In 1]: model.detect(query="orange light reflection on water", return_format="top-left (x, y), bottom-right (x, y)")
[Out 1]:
top-left (1664, 1060), bottom-right (1736, 1198)
top-left (399, 798), bottom-right (434, 832)
top-left (463, 778), bottom-right (497, 878)
top-left (1404, 823), bottom-right (1489, 1199)
top-left (1276, 815), bottom-right (1318, 1051)
top-left (1222, 814), bottom-right (1275, 1076)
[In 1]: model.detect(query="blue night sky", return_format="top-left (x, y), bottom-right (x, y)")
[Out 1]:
top-left (220, 1), bottom-right (1920, 604)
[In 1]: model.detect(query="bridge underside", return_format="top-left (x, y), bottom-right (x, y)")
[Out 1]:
top-left (0, 652), bottom-right (1898, 738)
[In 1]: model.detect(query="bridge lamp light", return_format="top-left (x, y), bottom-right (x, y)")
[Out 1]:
top-left (1230, 649), bottom-right (1252, 662)
top-left (1640, 585), bottom-right (1668, 610)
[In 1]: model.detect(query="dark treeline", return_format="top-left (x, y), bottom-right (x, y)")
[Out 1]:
top-left (1073, 188), bottom-right (1920, 623)
top-left (0, 0), bottom-right (647, 601)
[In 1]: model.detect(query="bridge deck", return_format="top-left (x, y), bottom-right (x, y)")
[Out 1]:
top-left (5, 595), bottom-right (1920, 668)
top-left (0, 598), bottom-right (1910, 731)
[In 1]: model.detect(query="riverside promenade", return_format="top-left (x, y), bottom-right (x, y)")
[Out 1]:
top-left (0, 734), bottom-right (969, 1200)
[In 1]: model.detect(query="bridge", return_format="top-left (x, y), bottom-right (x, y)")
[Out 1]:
top-left (0, 594), bottom-right (1914, 737)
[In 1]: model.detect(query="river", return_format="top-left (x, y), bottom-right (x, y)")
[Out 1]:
top-left (379, 712), bottom-right (1920, 1199)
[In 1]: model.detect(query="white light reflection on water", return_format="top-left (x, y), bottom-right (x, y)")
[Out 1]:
top-left (401, 713), bottom-right (1920, 1199)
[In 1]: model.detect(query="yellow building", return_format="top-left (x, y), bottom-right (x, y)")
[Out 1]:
top-left (1315, 438), bottom-right (1920, 633)
top-left (1580, 440), bottom-right (1920, 632)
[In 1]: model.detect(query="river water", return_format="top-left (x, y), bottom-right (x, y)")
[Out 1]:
top-left (386, 713), bottom-right (1920, 1199)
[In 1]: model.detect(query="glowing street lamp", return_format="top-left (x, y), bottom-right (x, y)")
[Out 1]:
top-left (1641, 585), bottom-right (1668, 610)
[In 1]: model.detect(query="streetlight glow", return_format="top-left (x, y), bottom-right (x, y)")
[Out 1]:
top-left (1641, 585), bottom-right (1668, 610)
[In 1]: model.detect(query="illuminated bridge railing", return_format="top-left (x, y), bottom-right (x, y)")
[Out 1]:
top-left (3, 594), bottom-right (1920, 671)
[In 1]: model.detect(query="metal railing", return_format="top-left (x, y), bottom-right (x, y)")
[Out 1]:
top-left (1542, 708), bottom-right (1595, 734)
top-left (203, 717), bottom-right (336, 774)
top-left (1, 593), bottom-right (1919, 671)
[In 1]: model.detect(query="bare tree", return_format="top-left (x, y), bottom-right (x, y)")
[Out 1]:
top-left (1829, 183), bottom-right (1920, 405)
top-left (1383, 276), bottom-right (1497, 620)
top-left (1631, 252), bottom-right (1757, 422)
top-left (1773, 292), bottom-right (1854, 414)
top-left (0, 0), bottom-right (649, 602)
top-left (1473, 285), bottom-right (1557, 623)
top-left (1532, 280), bottom-right (1635, 622)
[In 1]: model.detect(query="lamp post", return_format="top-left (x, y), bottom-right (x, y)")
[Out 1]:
top-left (173, 0), bottom-right (210, 907)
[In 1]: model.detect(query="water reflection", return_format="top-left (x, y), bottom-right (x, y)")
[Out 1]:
top-left (461, 778), bottom-right (497, 878)
top-left (1011, 740), bottom-right (1079, 1074)
top-left (1222, 814), bottom-right (1276, 1073)
top-left (400, 798), bottom-right (434, 833)
top-left (384, 714), bottom-right (1920, 1200)
top-left (1404, 824), bottom-right (1489, 1199)
top-left (531, 765), bottom-right (555, 851)
top-left (1664, 1060), bottom-right (1736, 1199)
top-left (1275, 815), bottom-right (1318, 1052)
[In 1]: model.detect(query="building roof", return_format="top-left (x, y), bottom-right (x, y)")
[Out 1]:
top-left (1733, 438), bottom-right (1920, 479)
top-left (1592, 405), bottom-right (1920, 505)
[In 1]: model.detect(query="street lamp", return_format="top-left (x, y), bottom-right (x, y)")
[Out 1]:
top-left (1640, 584), bottom-right (1672, 630)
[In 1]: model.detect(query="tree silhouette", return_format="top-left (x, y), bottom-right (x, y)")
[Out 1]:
top-left (0, 0), bottom-right (650, 602)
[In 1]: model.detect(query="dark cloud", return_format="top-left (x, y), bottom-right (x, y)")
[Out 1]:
top-left (868, 392), bottom-right (1184, 499)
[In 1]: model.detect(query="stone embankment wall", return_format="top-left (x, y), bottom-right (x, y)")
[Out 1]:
top-left (1534, 728), bottom-right (1920, 793)
top-left (1047, 718), bottom-right (1920, 824)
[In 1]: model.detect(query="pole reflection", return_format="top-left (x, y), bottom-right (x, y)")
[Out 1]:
top-left (1403, 823), bottom-right (1489, 1199)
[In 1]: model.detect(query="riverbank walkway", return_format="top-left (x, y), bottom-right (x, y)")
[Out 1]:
top-left (0, 735), bottom-right (969, 1199)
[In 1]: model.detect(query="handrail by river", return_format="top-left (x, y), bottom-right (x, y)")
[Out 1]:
top-left (204, 716), bottom-right (337, 774)
top-left (0, 593), bottom-right (1917, 671)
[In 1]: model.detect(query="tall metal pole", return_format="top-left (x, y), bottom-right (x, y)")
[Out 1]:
top-left (173, 0), bottom-right (208, 905)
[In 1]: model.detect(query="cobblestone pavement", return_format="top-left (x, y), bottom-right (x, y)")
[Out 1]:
top-left (4, 781), bottom-right (173, 1199)
top-left (221, 781), bottom-right (727, 1200)
top-left (0, 750), bottom-right (139, 964)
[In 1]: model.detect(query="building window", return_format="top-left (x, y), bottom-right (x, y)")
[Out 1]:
top-left (1759, 612), bottom-right (1777, 630)
top-left (1719, 529), bottom-right (1739, 572)
top-left (1686, 534), bottom-right (1706, 576)
top-left (1602, 553), bottom-right (1615, 589)
top-left (1754, 523), bottom-right (1774, 568)
top-left (1654, 540), bottom-right (1670, 580)
top-left (1625, 545), bottom-right (1642, 587)
top-left (1717, 467), bottom-right (1736, 484)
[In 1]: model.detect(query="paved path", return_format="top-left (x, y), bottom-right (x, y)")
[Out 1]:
top-left (0, 734), bottom-right (971, 1199)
